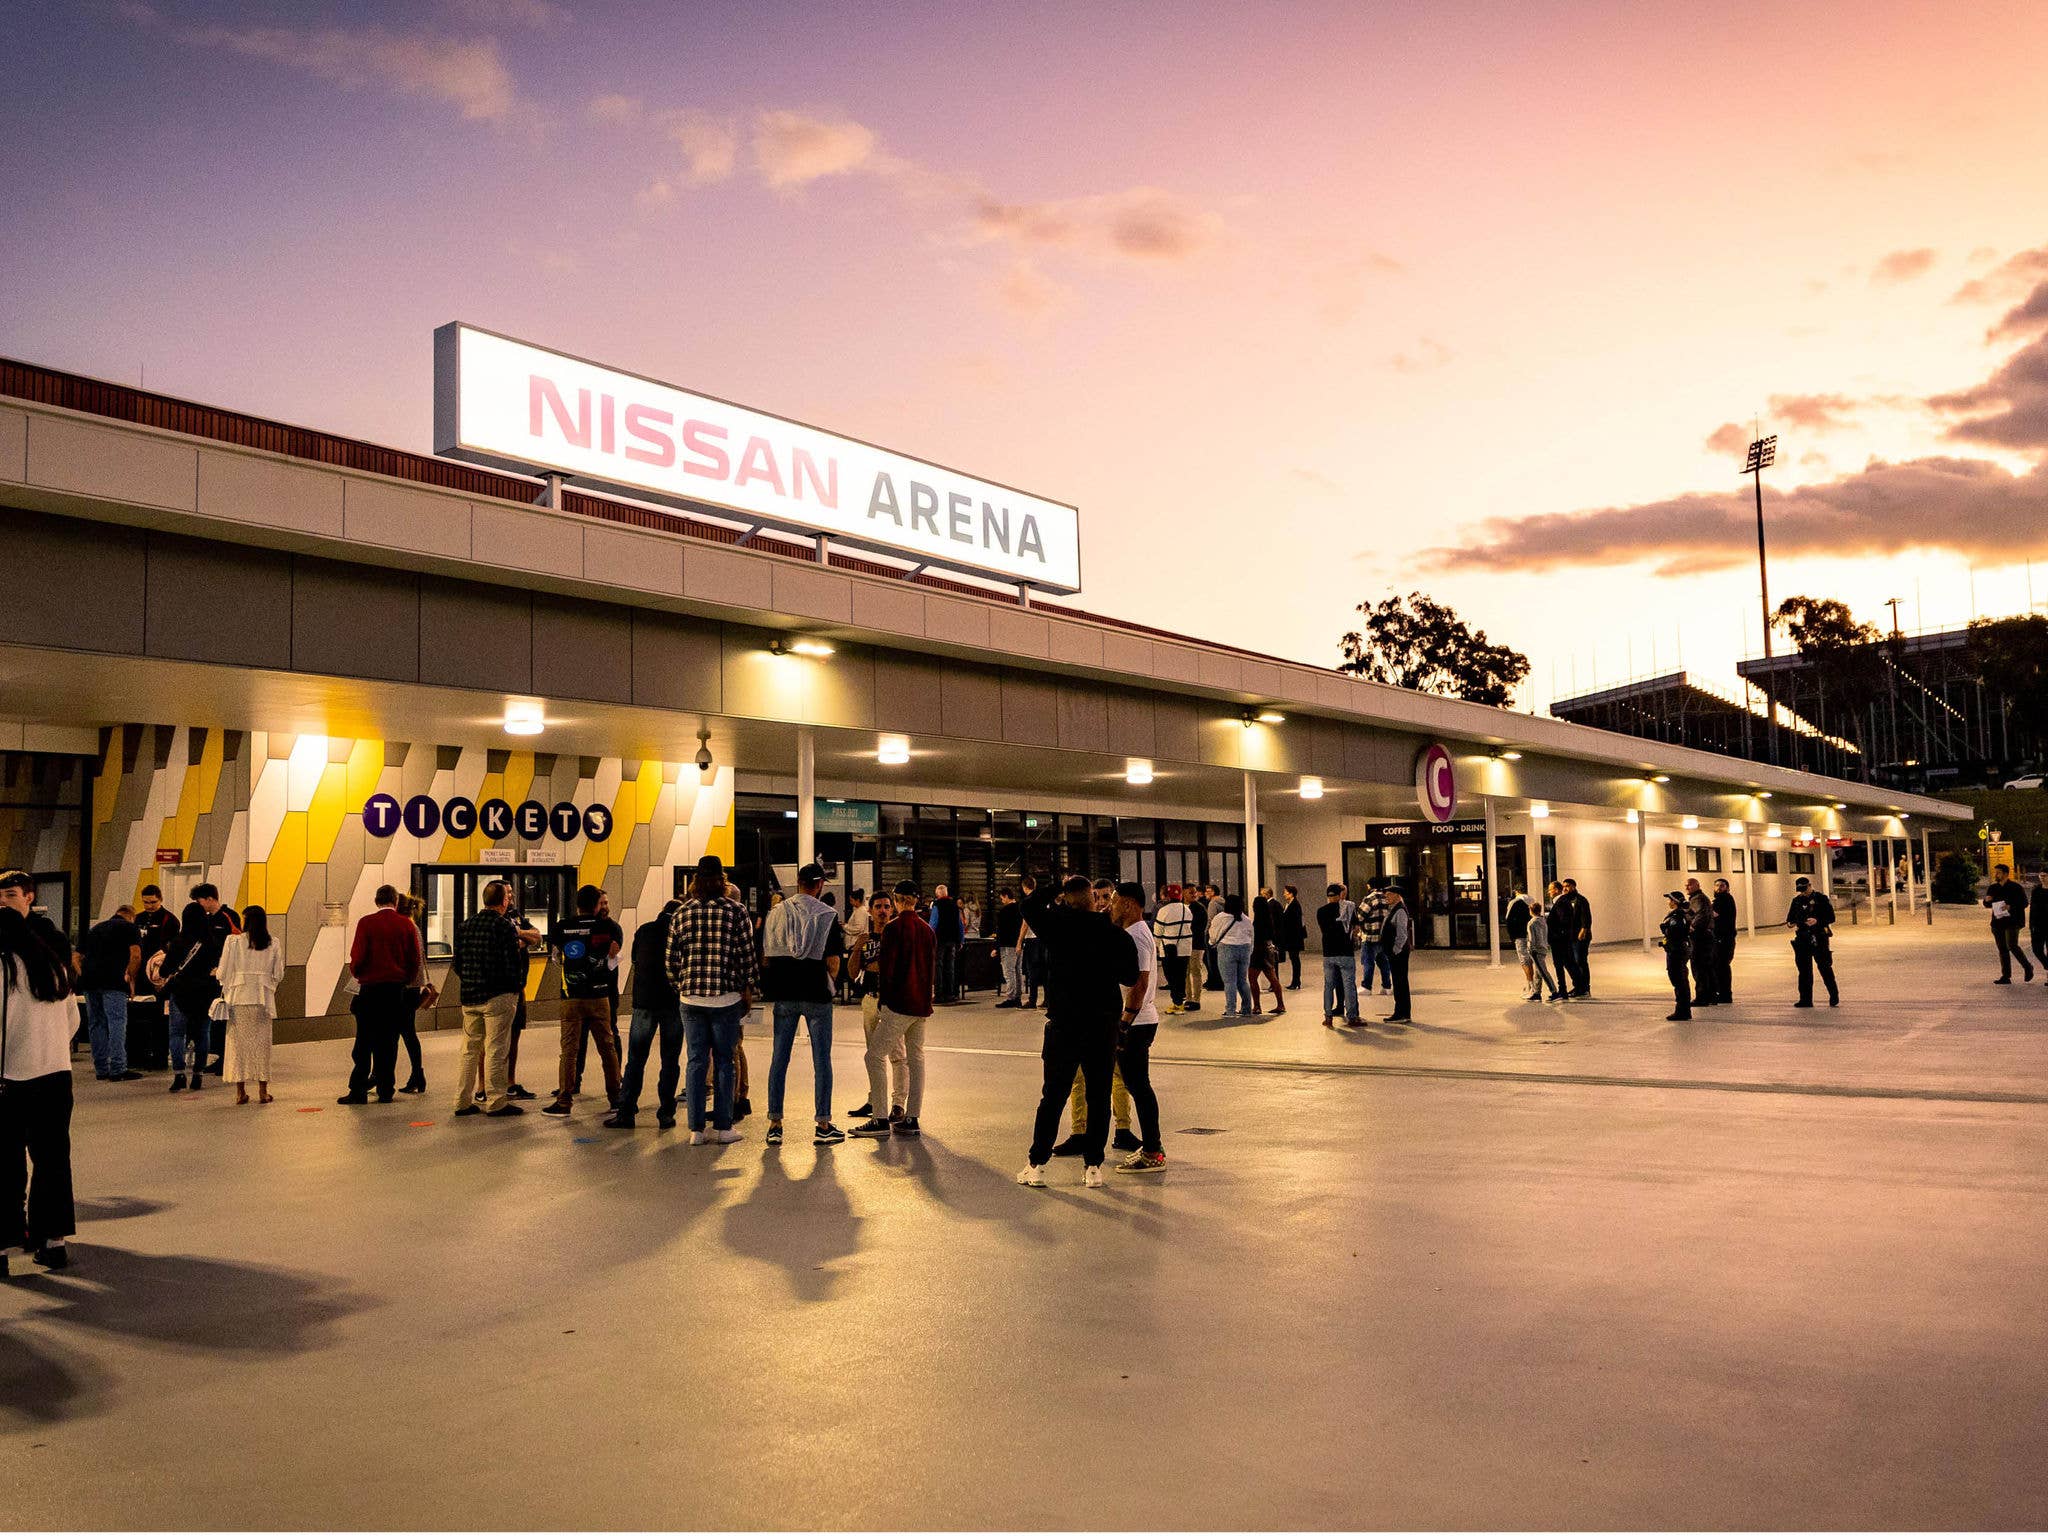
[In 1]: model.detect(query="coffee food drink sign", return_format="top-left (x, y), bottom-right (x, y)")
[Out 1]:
top-left (435, 323), bottom-right (1082, 593)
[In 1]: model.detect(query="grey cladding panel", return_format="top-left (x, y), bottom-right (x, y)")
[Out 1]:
top-left (419, 579), bottom-right (532, 693)
top-left (1056, 683), bottom-right (1110, 753)
top-left (145, 533), bottom-right (291, 667)
top-left (873, 655), bottom-right (944, 735)
top-left (291, 558), bottom-right (420, 684)
top-left (940, 668), bottom-right (1003, 741)
top-left (532, 594), bottom-right (633, 704)
top-left (2, 506), bottom-right (145, 655)
top-left (1000, 674), bottom-right (1059, 745)
top-left (1152, 696), bottom-right (1201, 764)
top-left (630, 611), bottom-right (723, 713)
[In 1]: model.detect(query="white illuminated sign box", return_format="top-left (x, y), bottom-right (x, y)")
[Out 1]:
top-left (434, 323), bottom-right (1082, 593)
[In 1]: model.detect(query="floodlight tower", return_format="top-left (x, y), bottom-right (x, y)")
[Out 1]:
top-left (1745, 433), bottom-right (1779, 766)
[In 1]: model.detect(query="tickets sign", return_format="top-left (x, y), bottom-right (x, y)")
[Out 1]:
top-left (434, 323), bottom-right (1083, 592)
top-left (362, 793), bottom-right (612, 844)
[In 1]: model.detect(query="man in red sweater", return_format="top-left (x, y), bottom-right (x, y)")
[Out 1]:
top-left (851, 881), bottom-right (933, 1140)
top-left (340, 884), bottom-right (423, 1105)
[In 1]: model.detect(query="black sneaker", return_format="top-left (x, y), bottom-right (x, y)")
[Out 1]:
top-left (1111, 1129), bottom-right (1142, 1153)
top-left (1050, 1134), bottom-right (1087, 1158)
top-left (336, 1092), bottom-right (368, 1104)
top-left (541, 1100), bottom-right (572, 1116)
top-left (604, 1112), bottom-right (636, 1130)
top-left (765, 1124), bottom-right (784, 1145)
top-left (994, 999), bottom-right (1020, 1009)
top-left (656, 1108), bottom-right (677, 1130)
top-left (32, 1245), bottom-right (68, 1271)
top-left (814, 1123), bottom-right (846, 1145)
top-left (893, 1116), bottom-right (921, 1138)
top-left (847, 1101), bottom-right (872, 1118)
top-left (485, 1104), bottom-right (525, 1117)
top-left (507, 1084), bottom-right (537, 1101)
top-left (454, 1105), bottom-right (482, 1117)
top-left (189, 1073), bottom-right (204, 1091)
top-left (848, 1118), bottom-right (893, 1139)
top-left (169, 1075), bottom-right (187, 1093)
top-left (111, 1070), bottom-right (143, 1082)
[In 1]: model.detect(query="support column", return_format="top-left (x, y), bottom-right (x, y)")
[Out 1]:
top-left (1820, 835), bottom-right (1834, 906)
top-left (1242, 770), bottom-right (1259, 898)
top-left (1742, 829), bottom-right (1756, 937)
top-left (1865, 835), bottom-right (1878, 920)
top-left (1886, 837), bottom-right (1898, 924)
top-left (1904, 833), bottom-right (1917, 913)
top-left (1637, 813), bottom-right (1653, 952)
top-left (1921, 826), bottom-right (1934, 926)
top-left (1482, 795), bottom-right (1500, 967)
top-left (796, 727), bottom-right (816, 871)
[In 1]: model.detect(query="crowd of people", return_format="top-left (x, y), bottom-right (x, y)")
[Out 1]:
top-left (8, 855), bottom-right (2048, 1274)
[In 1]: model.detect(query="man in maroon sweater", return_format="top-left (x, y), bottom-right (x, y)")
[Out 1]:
top-left (851, 881), bottom-right (933, 1140)
top-left (340, 884), bottom-right (423, 1105)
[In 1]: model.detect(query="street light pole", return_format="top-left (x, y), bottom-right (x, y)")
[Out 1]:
top-left (1745, 434), bottom-right (1779, 767)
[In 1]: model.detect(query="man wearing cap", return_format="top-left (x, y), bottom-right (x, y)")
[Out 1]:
top-left (666, 855), bottom-right (758, 1144)
top-left (1785, 876), bottom-right (1839, 1007)
top-left (760, 862), bottom-right (847, 1146)
top-left (1658, 891), bottom-right (1693, 1022)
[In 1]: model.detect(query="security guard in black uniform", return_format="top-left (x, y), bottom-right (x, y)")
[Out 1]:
top-left (1786, 876), bottom-right (1839, 1007)
top-left (1658, 893), bottom-right (1692, 1022)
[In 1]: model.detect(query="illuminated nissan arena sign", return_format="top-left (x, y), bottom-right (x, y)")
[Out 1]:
top-left (434, 323), bottom-right (1082, 593)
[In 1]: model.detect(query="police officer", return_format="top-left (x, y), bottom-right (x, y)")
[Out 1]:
top-left (1710, 878), bottom-right (1739, 1004)
top-left (1658, 892), bottom-right (1691, 1022)
top-left (1786, 876), bottom-right (1839, 1008)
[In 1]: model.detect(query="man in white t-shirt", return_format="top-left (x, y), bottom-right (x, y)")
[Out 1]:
top-left (1109, 881), bottom-right (1166, 1173)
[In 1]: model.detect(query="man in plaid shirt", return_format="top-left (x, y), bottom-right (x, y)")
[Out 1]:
top-left (665, 854), bottom-right (758, 1143)
top-left (449, 878), bottom-right (529, 1117)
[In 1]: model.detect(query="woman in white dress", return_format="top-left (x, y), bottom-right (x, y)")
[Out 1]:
top-left (216, 904), bottom-right (283, 1105)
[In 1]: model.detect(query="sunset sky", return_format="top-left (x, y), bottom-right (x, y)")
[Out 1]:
top-left (6, 0), bottom-right (2048, 711)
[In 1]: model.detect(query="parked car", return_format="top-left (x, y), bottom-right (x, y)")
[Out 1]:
top-left (2004, 773), bottom-right (2045, 790)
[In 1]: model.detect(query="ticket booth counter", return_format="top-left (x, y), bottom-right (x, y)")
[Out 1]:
top-left (410, 866), bottom-right (573, 1011)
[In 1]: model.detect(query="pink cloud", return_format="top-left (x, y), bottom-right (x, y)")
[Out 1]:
top-left (1871, 247), bottom-right (1937, 285)
top-left (752, 111), bottom-right (876, 187)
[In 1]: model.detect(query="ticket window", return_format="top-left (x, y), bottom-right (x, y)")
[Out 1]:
top-left (412, 865), bottom-right (572, 962)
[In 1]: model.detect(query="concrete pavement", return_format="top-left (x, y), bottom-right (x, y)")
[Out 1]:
top-left (2, 906), bottom-right (2044, 1529)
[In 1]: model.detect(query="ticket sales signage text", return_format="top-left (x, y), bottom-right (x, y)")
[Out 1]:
top-left (434, 323), bottom-right (1083, 592)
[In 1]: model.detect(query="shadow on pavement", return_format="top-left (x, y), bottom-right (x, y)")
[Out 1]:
top-left (719, 1148), bottom-right (861, 1303)
top-left (0, 1325), bottom-right (113, 1428)
top-left (73, 1195), bottom-right (170, 1223)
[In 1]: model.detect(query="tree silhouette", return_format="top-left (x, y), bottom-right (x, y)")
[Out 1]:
top-left (1339, 591), bottom-right (1530, 708)
top-left (1966, 614), bottom-right (2048, 745)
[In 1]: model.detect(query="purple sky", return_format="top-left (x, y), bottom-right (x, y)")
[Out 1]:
top-left (7, 0), bottom-right (2048, 706)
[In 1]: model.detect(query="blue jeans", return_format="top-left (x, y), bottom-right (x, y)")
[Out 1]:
top-left (1321, 956), bottom-right (1358, 1023)
top-left (768, 998), bottom-right (833, 1121)
top-left (167, 993), bottom-right (210, 1075)
top-left (1360, 944), bottom-right (1392, 990)
top-left (1217, 945), bottom-right (1252, 1015)
top-left (617, 1005), bottom-right (683, 1116)
top-left (683, 1001), bottom-right (747, 1131)
top-left (86, 990), bottom-right (130, 1076)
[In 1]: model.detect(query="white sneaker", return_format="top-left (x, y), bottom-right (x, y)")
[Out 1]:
top-left (1084, 1166), bottom-right (1104, 1189)
top-left (689, 1129), bottom-right (710, 1145)
top-left (1016, 1163), bottom-right (1046, 1187)
top-left (716, 1128), bottom-right (744, 1144)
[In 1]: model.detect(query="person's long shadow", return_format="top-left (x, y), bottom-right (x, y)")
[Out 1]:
top-left (718, 1148), bottom-right (862, 1303)
top-left (1329, 1024), bottom-right (1413, 1051)
top-left (0, 1325), bottom-right (113, 1428)
top-left (870, 1135), bottom-right (1098, 1243)
top-left (71, 1195), bottom-right (170, 1222)
top-left (18, 1245), bottom-right (367, 1358)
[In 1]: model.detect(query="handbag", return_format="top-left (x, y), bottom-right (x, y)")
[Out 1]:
top-left (208, 995), bottom-right (229, 1022)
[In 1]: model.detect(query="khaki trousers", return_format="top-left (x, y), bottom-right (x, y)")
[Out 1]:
top-left (1070, 1058), bottom-right (1131, 1132)
top-left (556, 996), bottom-right (622, 1105)
top-left (1185, 948), bottom-right (1206, 1002)
top-left (457, 992), bottom-right (517, 1113)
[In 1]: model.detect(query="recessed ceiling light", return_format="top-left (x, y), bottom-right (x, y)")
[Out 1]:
top-left (503, 699), bottom-right (544, 736)
top-left (1530, 802), bottom-right (1550, 818)
top-left (877, 735), bottom-right (910, 765)
top-left (1682, 815), bottom-right (1700, 830)
top-left (1298, 776), bottom-right (1324, 800)
top-left (1625, 808), bottom-right (1640, 824)
top-left (1126, 758), bottom-right (1154, 787)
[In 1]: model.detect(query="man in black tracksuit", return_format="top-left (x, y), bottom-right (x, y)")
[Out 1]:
top-left (1710, 879), bottom-right (1739, 1004)
top-left (1018, 874), bottom-right (1137, 1183)
top-left (1786, 877), bottom-right (1839, 1007)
